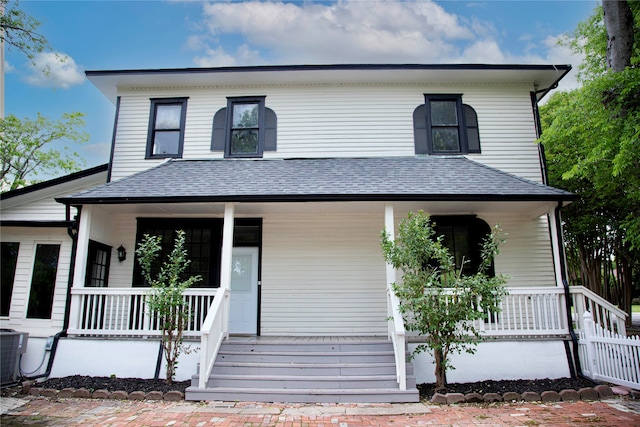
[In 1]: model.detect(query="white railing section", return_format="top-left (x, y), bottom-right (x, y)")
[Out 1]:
top-left (569, 286), bottom-right (627, 336)
top-left (579, 311), bottom-right (640, 390)
top-left (402, 286), bottom-right (628, 339)
top-left (197, 287), bottom-right (230, 389)
top-left (387, 287), bottom-right (407, 391)
top-left (476, 287), bottom-right (567, 336)
top-left (68, 287), bottom-right (218, 337)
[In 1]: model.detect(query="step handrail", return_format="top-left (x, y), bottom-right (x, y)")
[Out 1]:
top-left (569, 286), bottom-right (628, 335)
top-left (387, 287), bottom-right (407, 391)
top-left (198, 287), bottom-right (230, 389)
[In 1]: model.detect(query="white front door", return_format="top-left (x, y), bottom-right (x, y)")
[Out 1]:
top-left (229, 247), bottom-right (259, 334)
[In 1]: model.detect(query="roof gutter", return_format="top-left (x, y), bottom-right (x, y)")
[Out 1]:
top-left (56, 193), bottom-right (576, 206)
top-left (533, 64), bottom-right (572, 102)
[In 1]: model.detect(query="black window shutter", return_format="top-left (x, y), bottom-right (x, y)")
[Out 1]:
top-left (264, 107), bottom-right (277, 151)
top-left (413, 104), bottom-right (428, 154)
top-left (464, 104), bottom-right (481, 153)
top-left (211, 107), bottom-right (227, 151)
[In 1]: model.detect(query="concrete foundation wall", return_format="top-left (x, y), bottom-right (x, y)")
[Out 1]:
top-left (49, 338), bottom-right (201, 382)
top-left (409, 340), bottom-right (571, 384)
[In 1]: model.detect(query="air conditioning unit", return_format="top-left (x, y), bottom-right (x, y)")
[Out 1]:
top-left (0, 329), bottom-right (29, 385)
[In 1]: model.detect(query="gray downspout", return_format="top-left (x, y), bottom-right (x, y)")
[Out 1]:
top-left (554, 201), bottom-right (582, 377)
top-left (24, 205), bottom-right (81, 381)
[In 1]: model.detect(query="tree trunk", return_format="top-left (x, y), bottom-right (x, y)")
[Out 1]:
top-left (434, 348), bottom-right (447, 390)
top-left (602, 0), bottom-right (634, 72)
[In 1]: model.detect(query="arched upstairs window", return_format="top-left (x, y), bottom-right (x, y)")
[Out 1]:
top-left (413, 96), bottom-right (481, 155)
top-left (211, 96), bottom-right (277, 158)
top-left (431, 215), bottom-right (494, 277)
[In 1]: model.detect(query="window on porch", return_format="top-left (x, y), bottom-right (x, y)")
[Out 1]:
top-left (431, 216), bottom-right (494, 277)
top-left (133, 218), bottom-right (261, 288)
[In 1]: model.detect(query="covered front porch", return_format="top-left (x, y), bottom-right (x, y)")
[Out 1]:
top-left (54, 200), bottom-right (629, 401)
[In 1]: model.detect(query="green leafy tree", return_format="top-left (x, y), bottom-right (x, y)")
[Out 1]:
top-left (539, 2), bottom-right (640, 318)
top-left (136, 230), bottom-right (201, 384)
top-left (1, 0), bottom-right (50, 63)
top-left (381, 211), bottom-right (508, 390)
top-left (1, 113), bottom-right (89, 191)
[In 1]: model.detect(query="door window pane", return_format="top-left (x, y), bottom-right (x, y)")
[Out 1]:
top-left (1, 242), bottom-right (19, 317)
top-left (230, 255), bottom-right (252, 291)
top-left (27, 244), bottom-right (60, 319)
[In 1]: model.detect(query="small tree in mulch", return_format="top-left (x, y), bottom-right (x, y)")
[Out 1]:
top-left (136, 229), bottom-right (201, 384)
top-left (381, 211), bottom-right (508, 390)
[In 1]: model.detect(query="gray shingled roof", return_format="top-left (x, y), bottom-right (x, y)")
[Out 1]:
top-left (58, 157), bottom-right (573, 204)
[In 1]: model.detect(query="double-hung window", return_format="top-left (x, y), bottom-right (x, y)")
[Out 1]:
top-left (27, 243), bottom-right (60, 319)
top-left (413, 94), bottom-right (480, 155)
top-left (211, 96), bottom-right (277, 158)
top-left (146, 98), bottom-right (188, 159)
top-left (1, 242), bottom-right (19, 317)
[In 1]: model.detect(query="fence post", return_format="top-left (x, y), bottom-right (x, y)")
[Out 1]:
top-left (582, 311), bottom-right (598, 378)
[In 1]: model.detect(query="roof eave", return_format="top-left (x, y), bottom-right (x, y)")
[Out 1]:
top-left (56, 193), bottom-right (576, 206)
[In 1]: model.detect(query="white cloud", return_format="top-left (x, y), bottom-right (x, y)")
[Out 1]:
top-left (195, 0), bottom-right (479, 65)
top-left (24, 52), bottom-right (85, 89)
top-left (4, 60), bottom-right (17, 73)
top-left (189, 0), bottom-right (583, 93)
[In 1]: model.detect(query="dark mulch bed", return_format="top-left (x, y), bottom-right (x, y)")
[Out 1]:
top-left (418, 377), bottom-right (598, 399)
top-left (37, 375), bottom-right (190, 394)
top-left (34, 375), bottom-right (598, 400)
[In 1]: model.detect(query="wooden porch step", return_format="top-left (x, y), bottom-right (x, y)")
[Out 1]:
top-left (212, 361), bottom-right (406, 376)
top-left (185, 387), bottom-right (420, 403)
top-left (186, 338), bottom-right (420, 403)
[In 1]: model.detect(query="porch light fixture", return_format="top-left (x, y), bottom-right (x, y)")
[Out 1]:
top-left (117, 245), bottom-right (127, 262)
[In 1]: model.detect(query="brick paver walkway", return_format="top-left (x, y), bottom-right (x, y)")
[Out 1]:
top-left (1, 396), bottom-right (639, 426)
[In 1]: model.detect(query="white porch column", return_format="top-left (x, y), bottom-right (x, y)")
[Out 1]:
top-left (220, 203), bottom-right (235, 290)
top-left (72, 205), bottom-right (92, 288)
top-left (548, 206), bottom-right (566, 288)
top-left (68, 205), bottom-right (92, 331)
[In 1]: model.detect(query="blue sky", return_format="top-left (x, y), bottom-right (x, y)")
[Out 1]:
top-left (4, 0), bottom-right (599, 172)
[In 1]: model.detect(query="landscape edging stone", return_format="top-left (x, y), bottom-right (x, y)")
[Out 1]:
top-left (18, 382), bottom-right (617, 404)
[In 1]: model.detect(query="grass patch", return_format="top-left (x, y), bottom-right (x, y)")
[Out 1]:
top-left (633, 305), bottom-right (640, 313)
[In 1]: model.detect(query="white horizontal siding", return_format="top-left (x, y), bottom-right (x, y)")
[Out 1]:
top-left (110, 82), bottom-right (543, 183)
top-left (479, 213), bottom-right (556, 288)
top-left (261, 214), bottom-right (388, 336)
top-left (1, 172), bottom-right (107, 222)
top-left (0, 227), bottom-right (72, 337)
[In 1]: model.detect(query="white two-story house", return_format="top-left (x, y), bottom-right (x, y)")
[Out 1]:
top-left (2, 64), bottom-right (628, 402)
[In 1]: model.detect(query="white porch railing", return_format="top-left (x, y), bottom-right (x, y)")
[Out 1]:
top-left (477, 287), bottom-right (568, 337)
top-left (579, 311), bottom-right (640, 390)
top-left (398, 286), bottom-right (628, 339)
top-left (197, 287), bottom-right (230, 389)
top-left (68, 285), bottom-right (627, 341)
top-left (67, 287), bottom-right (218, 337)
